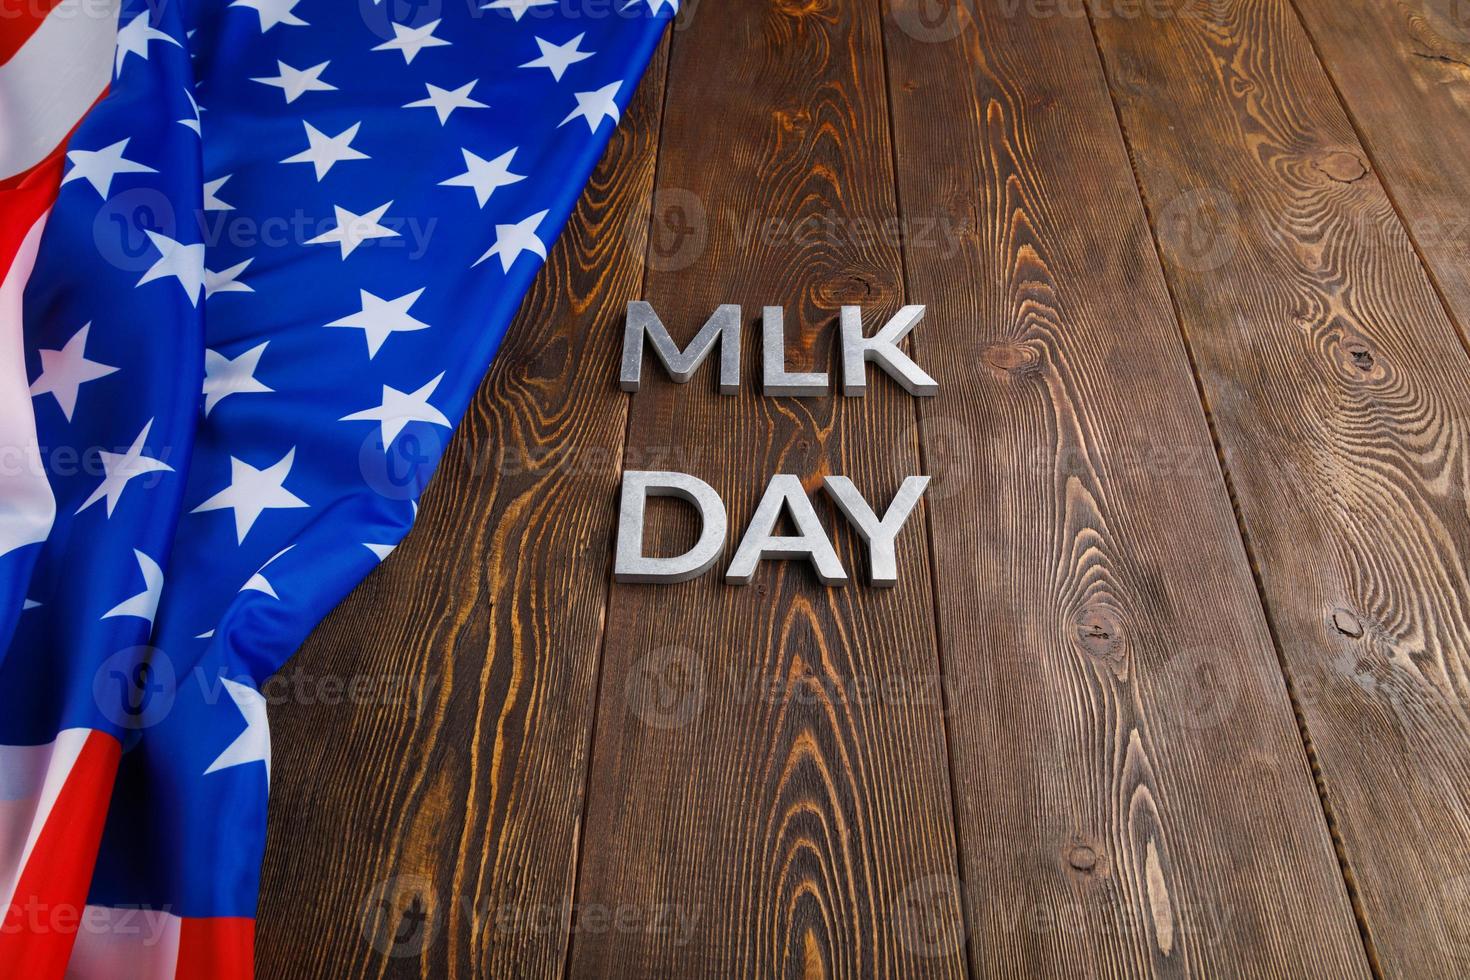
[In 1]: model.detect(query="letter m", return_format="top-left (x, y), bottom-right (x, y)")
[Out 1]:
top-left (621, 302), bottom-right (741, 393)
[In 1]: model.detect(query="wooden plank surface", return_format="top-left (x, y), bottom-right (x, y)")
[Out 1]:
top-left (255, 40), bottom-right (669, 979)
top-left (565, 0), bottom-right (966, 976)
top-left (247, 0), bottom-right (1470, 976)
top-left (1089, 0), bottom-right (1470, 974)
top-left (1292, 0), bottom-right (1470, 324)
top-left (882, 1), bottom-right (1370, 976)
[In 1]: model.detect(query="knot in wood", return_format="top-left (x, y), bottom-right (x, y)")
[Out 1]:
top-left (816, 273), bottom-right (893, 307)
top-left (772, 107), bottom-right (811, 134)
top-left (1073, 607), bottom-right (1124, 664)
top-left (1344, 339), bottom-right (1374, 371)
top-left (981, 342), bottom-right (1038, 378)
top-left (1313, 150), bottom-right (1369, 184)
top-left (1067, 845), bottom-right (1098, 873)
top-left (773, 0), bottom-right (827, 18)
top-left (1331, 607), bottom-right (1365, 639)
top-left (1333, 335), bottom-right (1387, 383)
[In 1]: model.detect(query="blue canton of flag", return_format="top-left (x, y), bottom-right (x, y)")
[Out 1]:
top-left (0, 0), bottom-right (672, 972)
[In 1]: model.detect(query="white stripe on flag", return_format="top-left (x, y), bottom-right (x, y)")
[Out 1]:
top-left (0, 728), bottom-right (91, 912)
top-left (0, 0), bottom-right (120, 180)
top-left (64, 905), bottom-right (183, 980)
top-left (0, 214), bottom-right (56, 558)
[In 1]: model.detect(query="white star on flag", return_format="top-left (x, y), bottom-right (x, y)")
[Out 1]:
top-left (203, 343), bottom-right (273, 416)
top-left (204, 678), bottom-right (271, 783)
top-left (341, 373), bottom-right (452, 447)
top-left (307, 202), bottom-right (398, 259)
top-left (440, 148), bottom-right (525, 207)
top-left (204, 259), bottom-right (253, 299)
top-left (178, 87), bottom-right (202, 134)
top-left (403, 80), bottom-right (488, 124)
top-left (520, 33), bottom-right (594, 81)
top-left (62, 139), bottom-right (157, 198)
top-left (191, 448), bottom-right (310, 543)
top-left (626, 0), bottom-right (677, 13)
top-left (559, 81), bottom-right (621, 131)
top-left (281, 121), bottom-right (369, 180)
top-left (230, 0), bottom-right (307, 32)
top-left (101, 550), bottom-right (165, 626)
top-left (474, 210), bottom-right (549, 271)
top-left (76, 419), bottom-right (175, 517)
top-left (137, 231), bottom-right (207, 306)
top-left (241, 546), bottom-right (293, 598)
top-left (372, 19), bottom-right (450, 64)
top-left (482, 0), bottom-right (554, 21)
top-left (251, 60), bottom-right (335, 103)
top-left (364, 542), bottom-right (396, 562)
top-left (326, 287), bottom-right (430, 358)
top-left (203, 175), bottom-right (234, 210)
top-left (29, 323), bottom-right (118, 421)
top-left (114, 13), bottom-right (180, 76)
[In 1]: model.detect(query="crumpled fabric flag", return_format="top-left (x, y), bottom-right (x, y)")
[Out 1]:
top-left (0, 0), bottom-right (672, 973)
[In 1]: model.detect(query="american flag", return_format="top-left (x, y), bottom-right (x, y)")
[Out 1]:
top-left (0, 0), bottom-right (672, 972)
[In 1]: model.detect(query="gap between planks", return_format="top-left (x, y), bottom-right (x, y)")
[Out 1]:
top-left (558, 32), bottom-right (679, 980)
top-left (873, 0), bottom-right (979, 974)
top-left (1078, 0), bottom-right (1384, 974)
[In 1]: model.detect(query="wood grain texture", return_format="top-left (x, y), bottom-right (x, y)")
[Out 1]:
top-left (1291, 0), bottom-right (1470, 327)
top-left (566, 0), bottom-right (965, 976)
top-left (245, 0), bottom-right (1470, 975)
top-left (882, 0), bottom-right (1370, 975)
top-left (254, 40), bottom-right (670, 980)
top-left (1089, 0), bottom-right (1470, 974)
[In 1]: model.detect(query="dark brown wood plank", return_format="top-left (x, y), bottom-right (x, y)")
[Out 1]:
top-left (254, 40), bottom-right (670, 980)
top-left (882, 1), bottom-right (1371, 975)
top-left (1292, 0), bottom-right (1470, 326)
top-left (1089, 0), bottom-right (1470, 974)
top-left (567, 0), bottom-right (964, 976)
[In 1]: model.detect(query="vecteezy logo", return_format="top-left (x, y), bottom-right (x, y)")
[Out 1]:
top-left (1156, 188), bottom-right (1239, 272)
top-left (92, 646), bottom-right (177, 731)
top-left (892, 0), bottom-right (972, 43)
top-left (625, 645), bottom-right (706, 729)
top-left (1170, 645), bottom-right (1238, 732)
top-left (358, 0), bottom-right (443, 42)
top-left (360, 875), bottom-right (438, 958)
top-left (643, 188), bottom-right (707, 273)
top-left (892, 874), bottom-right (965, 958)
top-left (92, 188), bottom-right (178, 274)
top-left (358, 424), bottom-right (445, 501)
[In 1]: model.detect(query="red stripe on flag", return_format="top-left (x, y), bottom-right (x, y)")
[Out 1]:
top-left (0, 730), bottom-right (121, 980)
top-left (0, 146), bottom-right (64, 284)
top-left (0, 0), bottom-right (65, 66)
top-left (175, 917), bottom-right (255, 980)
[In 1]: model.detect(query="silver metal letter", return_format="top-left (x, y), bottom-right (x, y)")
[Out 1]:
top-left (621, 301), bottom-right (741, 393)
top-left (726, 474), bottom-right (847, 585)
top-left (823, 475), bottom-right (930, 587)
top-left (839, 305), bottom-right (937, 396)
top-left (614, 470), bottom-right (727, 584)
top-left (761, 306), bottom-right (828, 396)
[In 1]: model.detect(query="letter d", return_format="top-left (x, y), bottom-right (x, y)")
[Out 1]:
top-left (614, 471), bottom-right (727, 583)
